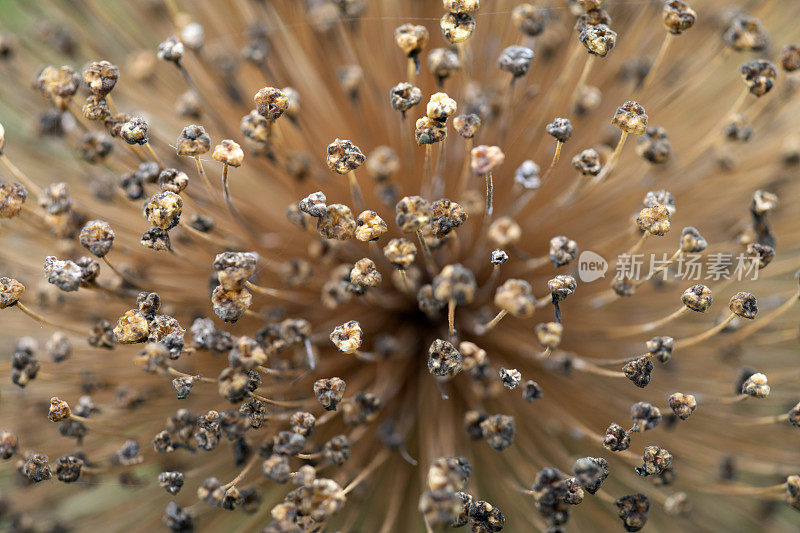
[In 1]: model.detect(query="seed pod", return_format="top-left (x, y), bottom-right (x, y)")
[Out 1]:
top-left (350, 258), bottom-right (381, 288)
top-left (419, 490), bottom-right (462, 528)
top-left (603, 422), bottom-right (630, 452)
top-left (426, 92), bottom-right (458, 122)
top-left (498, 45), bottom-right (534, 78)
top-left (521, 380), bottom-right (543, 402)
top-left (668, 392), bottom-right (697, 420)
top-left (0, 431), bottom-right (18, 460)
top-left (572, 148), bottom-right (601, 176)
top-left (453, 113), bottom-right (481, 139)
top-left (745, 243), bottom-right (774, 269)
top-left (47, 397), bottom-right (71, 422)
top-left (353, 210), bottom-right (387, 242)
top-left (211, 286), bottom-right (252, 323)
top-left (326, 139), bottom-right (365, 174)
top-left (0, 182), bottom-right (27, 219)
top-left (729, 291), bottom-right (757, 319)
top-left (780, 44), bottom-right (800, 72)
top-left (383, 237), bottom-right (417, 270)
top-left (440, 12), bottom-right (475, 44)
top-left (427, 456), bottom-right (471, 492)
top-left (479, 414), bottom-right (515, 451)
top-left (643, 189), bottom-right (676, 216)
top-left (365, 146), bottom-right (399, 182)
top-left (491, 249), bottom-right (509, 265)
top-left (428, 48), bottom-right (461, 86)
top-left (680, 226), bottom-right (707, 253)
top-left (159, 471), bottom-right (185, 495)
top-left (343, 391), bottom-right (382, 425)
top-left (646, 336), bottom-right (674, 363)
top-left (396, 196), bottom-right (432, 233)
top-left (623, 356), bottom-right (653, 388)
top-left (176, 125), bottom-right (211, 156)
top-left (145, 191), bottom-right (182, 230)
top-left (546, 118), bottom-right (573, 143)
top-left (443, 0), bottom-right (479, 13)
top-left (394, 24), bottom-right (429, 57)
top-left (612, 101), bottom-right (648, 134)
top-left (43, 256), bottom-right (83, 292)
top-left (723, 114), bottom-right (753, 142)
top-left (636, 126), bottom-right (671, 164)
top-left (579, 23), bottom-right (617, 57)
top-left (636, 446), bottom-right (672, 477)
top-left (38, 183), bottom-right (72, 214)
top-left (724, 15), bottom-right (768, 52)
top-left (317, 204), bottom-right (356, 240)
top-left (549, 236), bottom-right (578, 267)
top-left (312, 377), bottom-right (346, 412)
top-left (78, 131), bottom-right (114, 163)
top-left (739, 59), bottom-right (777, 97)
top-left (415, 116), bottom-right (447, 145)
top-left (512, 4), bottom-right (545, 37)
top-left (631, 401), bottom-right (661, 432)
top-left (79, 219), bottom-right (115, 257)
top-left (23, 452), bottom-right (52, 482)
top-left (36, 65), bottom-right (80, 110)
top-left (615, 492), bottom-right (650, 532)
top-left (330, 320), bottom-right (362, 354)
top-left (240, 110), bottom-right (270, 142)
top-left (120, 115), bottom-right (149, 145)
top-left (468, 500), bottom-right (505, 532)
top-left (433, 264), bottom-right (476, 304)
top-left (157, 36), bottom-right (184, 62)
top-left (212, 140), bottom-right (244, 167)
top-left (636, 204), bottom-right (671, 236)
top-left (499, 368), bottom-right (522, 389)
top-left (741, 372), bottom-right (769, 398)
top-left (390, 82), bottom-right (422, 113)
top-left (494, 279), bottom-right (535, 318)
top-left (548, 275), bottom-right (577, 302)
top-left (82, 94), bottom-right (110, 121)
top-left (428, 339), bottom-right (462, 377)
top-left (573, 457), bottom-right (609, 495)
top-left (663, 1), bottom-right (696, 34)
top-left (254, 87), bottom-right (288, 120)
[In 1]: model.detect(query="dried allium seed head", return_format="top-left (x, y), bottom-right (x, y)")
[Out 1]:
top-left (548, 274), bottom-right (577, 302)
top-left (741, 372), bottom-right (769, 398)
top-left (668, 392), bottom-right (697, 420)
top-left (498, 45), bottom-right (535, 78)
top-left (646, 336), bottom-right (674, 363)
top-left (780, 44), bottom-right (800, 72)
top-left (724, 15), bottom-right (768, 52)
top-left (480, 414), bottom-right (515, 451)
top-left (419, 490), bottom-right (462, 528)
top-left (352, 210), bottom-right (387, 242)
top-left (330, 320), bottom-right (363, 354)
top-left (0, 431), bottom-right (18, 460)
top-left (739, 59), bottom-right (777, 97)
top-left (615, 493), bottom-right (650, 531)
top-left (500, 368), bottom-right (522, 389)
top-left (254, 87), bottom-right (289, 120)
top-left (631, 401), bottom-right (662, 432)
top-left (664, 492), bottom-right (692, 517)
top-left (636, 126), bottom-right (672, 164)
top-left (636, 446), bottom-right (672, 477)
top-left (522, 380), bottom-right (543, 402)
top-left (603, 422), bottom-right (631, 452)
top-left (350, 258), bottom-right (381, 288)
top-left (636, 204), bottom-right (671, 236)
top-left (453, 113), bottom-right (481, 139)
top-left (211, 285), bottom-right (252, 323)
top-left (573, 457), bottom-right (609, 495)
top-left (0, 182), bottom-right (26, 219)
top-left (680, 226), bottom-right (707, 253)
top-left (663, 1), bottom-right (696, 34)
top-left (468, 500), bottom-right (505, 532)
top-left (82, 60), bottom-right (119, 96)
top-left (623, 356), bottom-right (654, 388)
top-left (365, 146), bottom-right (399, 182)
top-left (158, 168), bottom-right (189, 194)
top-left (145, 191), bottom-right (182, 230)
top-left (212, 140), bottom-right (244, 167)
top-left (317, 204), bottom-right (356, 240)
top-left (322, 434), bottom-right (351, 466)
top-left (415, 116), bottom-right (447, 145)
top-left (337, 65), bottom-right (362, 98)
top-left (46, 332), bottom-right (71, 363)
top-left (723, 113), bottom-right (753, 142)
top-left (751, 189), bottom-right (778, 216)
top-left (313, 377), bottom-right (346, 411)
top-left (443, 0), bottom-right (479, 13)
top-left (37, 65), bottom-right (80, 109)
top-left (47, 397), bottom-right (71, 422)
top-left (79, 219), bottom-right (115, 257)
top-left (426, 92), bottom-right (458, 122)
top-left (532, 321), bottom-right (562, 350)
top-left (512, 3), bottom-right (546, 37)
top-left (428, 339), bottom-right (462, 377)
top-left (394, 24), bottom-right (429, 57)
top-left (643, 189), bottom-right (676, 216)
top-left (729, 291), bottom-right (758, 319)
top-left (487, 217), bottom-right (521, 248)
top-left (176, 124), bottom-right (211, 156)
top-left (298, 191), bottom-right (326, 218)
top-left (281, 86), bottom-right (301, 118)
top-left (440, 12), bottom-right (475, 44)
top-left (82, 94), bottom-right (110, 121)
top-left (428, 48), bottom-right (461, 83)
top-left (113, 309), bottom-right (149, 344)
top-left (494, 279), bottom-right (535, 318)
top-left (572, 148), bottom-right (601, 176)
top-left (120, 115), bottom-right (149, 145)
top-left (433, 264), bottom-right (477, 304)
top-left (228, 336), bottom-right (267, 370)
top-left (390, 82), bottom-right (423, 113)
top-left (240, 110), bottom-right (270, 142)
top-left (745, 243), bottom-right (774, 268)
top-left (395, 195), bottom-right (432, 233)
top-left (157, 36), bottom-right (184, 61)
top-left (612, 101), bottom-right (648, 134)
top-left (431, 198), bottom-right (467, 237)
top-left (579, 23), bottom-right (617, 57)
top-left (546, 117), bottom-right (573, 143)
top-left (491, 249), bottom-right (509, 265)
